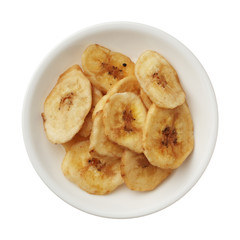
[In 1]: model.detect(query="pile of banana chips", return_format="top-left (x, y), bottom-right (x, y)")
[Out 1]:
top-left (42, 44), bottom-right (194, 195)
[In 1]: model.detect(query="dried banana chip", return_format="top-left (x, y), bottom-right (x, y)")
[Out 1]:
top-left (42, 65), bottom-right (92, 143)
top-left (82, 44), bottom-right (135, 93)
top-left (143, 103), bottom-right (194, 169)
top-left (121, 150), bottom-right (172, 191)
top-left (61, 141), bottom-right (123, 195)
top-left (103, 92), bottom-right (147, 153)
top-left (135, 50), bottom-right (185, 109)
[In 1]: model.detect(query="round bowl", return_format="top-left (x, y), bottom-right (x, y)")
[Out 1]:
top-left (22, 22), bottom-right (218, 218)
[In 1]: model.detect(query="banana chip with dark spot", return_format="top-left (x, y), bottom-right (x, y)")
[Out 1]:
top-left (135, 50), bottom-right (185, 109)
top-left (42, 65), bottom-right (92, 144)
top-left (103, 92), bottom-right (147, 153)
top-left (82, 44), bottom-right (135, 93)
top-left (61, 141), bottom-right (123, 195)
top-left (143, 103), bottom-right (194, 169)
top-left (121, 150), bottom-right (172, 191)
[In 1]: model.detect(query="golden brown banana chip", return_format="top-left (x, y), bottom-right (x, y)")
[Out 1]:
top-left (82, 44), bottom-right (135, 93)
top-left (42, 65), bottom-right (92, 144)
top-left (78, 87), bottom-right (103, 138)
top-left (120, 150), bottom-right (172, 191)
top-left (135, 50), bottom-right (185, 109)
top-left (61, 141), bottom-right (123, 195)
top-left (103, 92), bottom-right (147, 153)
top-left (92, 76), bottom-right (140, 119)
top-left (89, 111), bottom-right (124, 158)
top-left (140, 89), bottom-right (152, 109)
top-left (143, 103), bottom-right (194, 169)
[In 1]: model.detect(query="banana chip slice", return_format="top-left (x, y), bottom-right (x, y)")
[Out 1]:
top-left (92, 76), bottom-right (140, 119)
top-left (143, 103), bottom-right (194, 169)
top-left (78, 87), bottom-right (103, 137)
top-left (140, 89), bottom-right (152, 109)
top-left (135, 50), bottom-right (185, 109)
top-left (61, 141), bottom-right (123, 195)
top-left (89, 111), bottom-right (124, 158)
top-left (42, 65), bottom-right (92, 144)
top-left (121, 150), bottom-right (172, 191)
top-left (82, 44), bottom-right (135, 93)
top-left (103, 92), bottom-right (147, 153)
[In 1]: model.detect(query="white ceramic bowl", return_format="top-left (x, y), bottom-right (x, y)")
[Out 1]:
top-left (22, 22), bottom-right (218, 218)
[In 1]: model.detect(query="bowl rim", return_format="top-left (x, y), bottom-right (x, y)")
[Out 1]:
top-left (22, 21), bottom-right (218, 219)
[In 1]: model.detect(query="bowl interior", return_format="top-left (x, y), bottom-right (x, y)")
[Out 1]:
top-left (23, 22), bottom-right (218, 218)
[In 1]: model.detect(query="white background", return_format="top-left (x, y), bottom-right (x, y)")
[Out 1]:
top-left (0, 0), bottom-right (239, 239)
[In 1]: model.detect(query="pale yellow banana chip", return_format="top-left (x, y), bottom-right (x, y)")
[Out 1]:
top-left (42, 65), bottom-right (92, 144)
top-left (61, 140), bottom-right (123, 195)
top-left (89, 111), bottom-right (124, 158)
top-left (143, 103), bottom-right (194, 169)
top-left (121, 150), bottom-right (172, 191)
top-left (92, 76), bottom-right (140, 119)
top-left (135, 50), bottom-right (185, 109)
top-left (140, 89), bottom-right (152, 109)
top-left (82, 44), bottom-right (135, 93)
top-left (103, 92), bottom-right (147, 153)
top-left (78, 87), bottom-right (103, 138)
